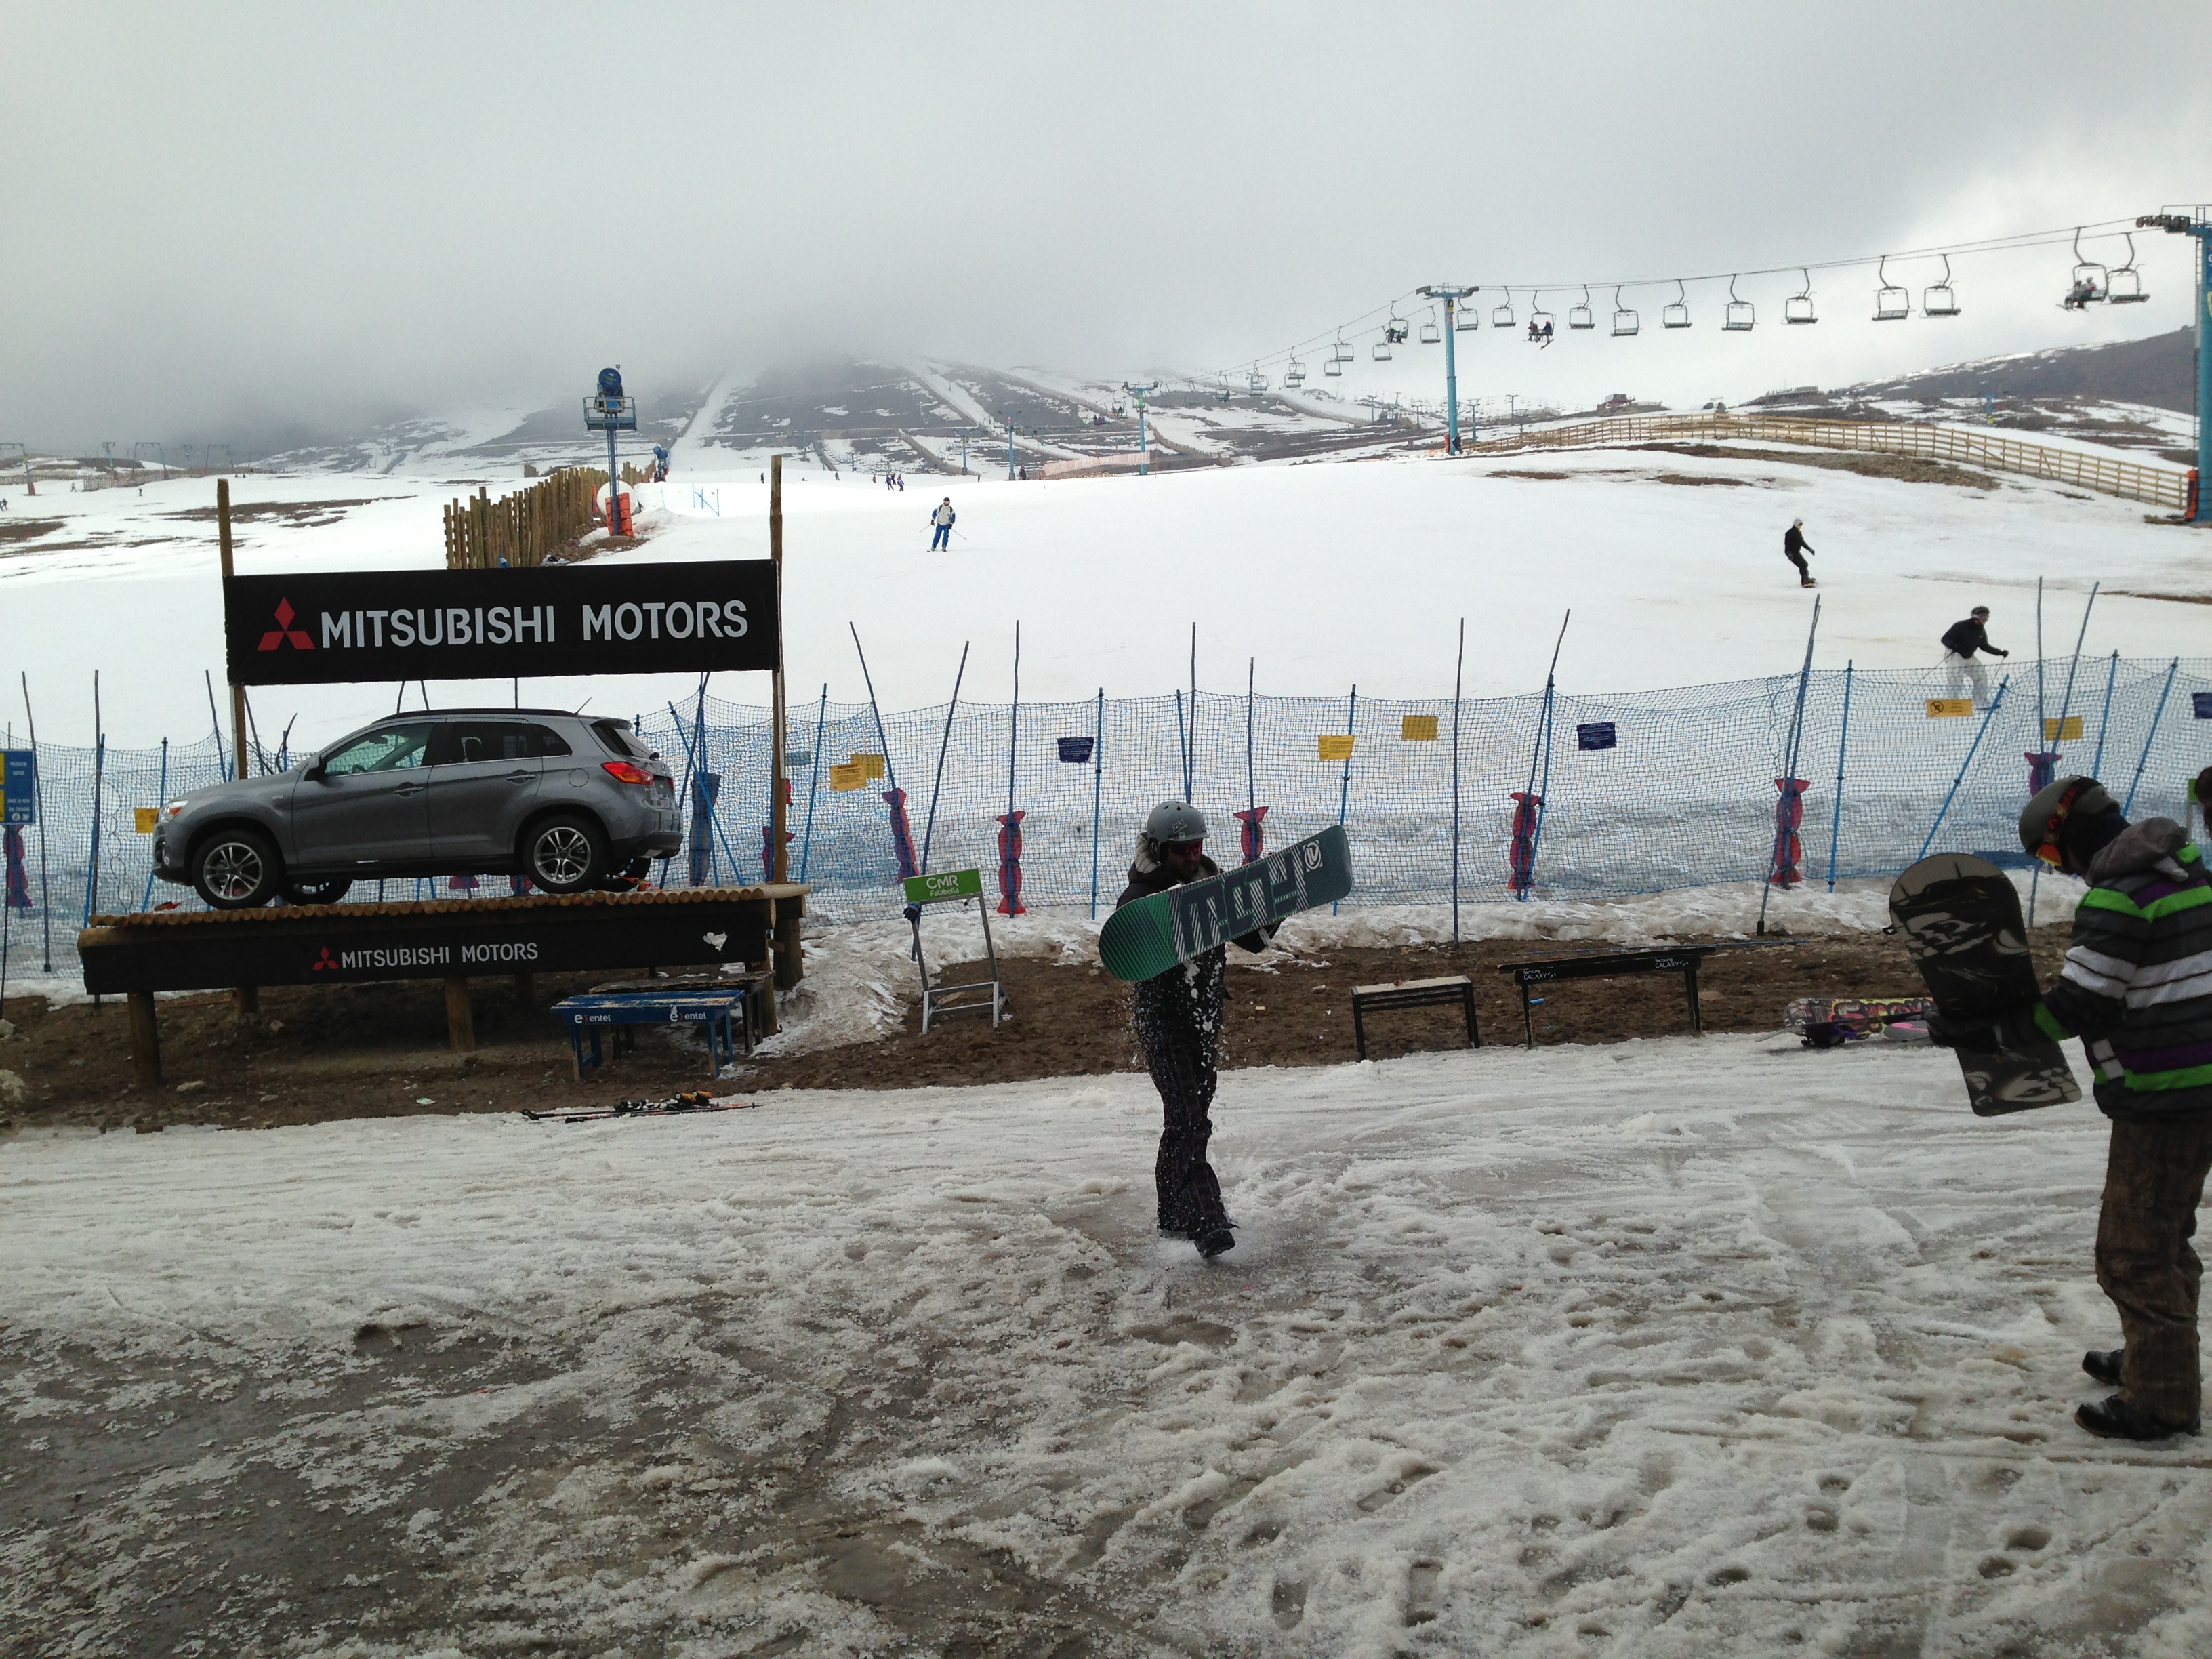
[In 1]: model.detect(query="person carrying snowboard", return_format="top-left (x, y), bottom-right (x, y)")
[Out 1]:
top-left (1782, 518), bottom-right (1816, 587)
top-left (1118, 801), bottom-right (1275, 1259)
top-left (1940, 605), bottom-right (2008, 707)
top-left (929, 497), bottom-right (955, 551)
top-left (1933, 775), bottom-right (2212, 1440)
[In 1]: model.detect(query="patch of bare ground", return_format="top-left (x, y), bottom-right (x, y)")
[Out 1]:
top-left (0, 925), bottom-right (2080, 1133)
top-left (159, 498), bottom-right (382, 526)
top-left (1623, 441), bottom-right (2001, 491)
top-left (2112, 590), bottom-right (2212, 606)
top-left (0, 517), bottom-right (66, 543)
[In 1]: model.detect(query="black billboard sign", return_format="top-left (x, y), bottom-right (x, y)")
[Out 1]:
top-left (222, 560), bottom-right (778, 686)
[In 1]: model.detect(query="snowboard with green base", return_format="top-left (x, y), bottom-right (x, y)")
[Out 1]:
top-left (1100, 825), bottom-right (1353, 982)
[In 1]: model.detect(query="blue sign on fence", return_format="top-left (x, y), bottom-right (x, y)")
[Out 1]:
top-left (1057, 737), bottom-right (1094, 764)
top-left (2193, 693), bottom-right (2212, 719)
top-left (1576, 722), bottom-right (1618, 752)
top-left (1, 751), bottom-right (33, 825)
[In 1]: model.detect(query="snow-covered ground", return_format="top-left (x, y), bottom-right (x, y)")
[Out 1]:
top-left (5, 443), bottom-right (2211, 745)
top-left (5, 1032), bottom-right (2209, 1654)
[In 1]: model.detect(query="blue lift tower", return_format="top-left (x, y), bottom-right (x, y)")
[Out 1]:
top-left (1418, 285), bottom-right (1479, 455)
top-left (2141, 211), bottom-right (2212, 521)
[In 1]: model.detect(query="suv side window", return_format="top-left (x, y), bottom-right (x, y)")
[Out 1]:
top-left (433, 720), bottom-right (540, 766)
top-left (322, 722), bottom-right (433, 775)
top-left (592, 718), bottom-right (650, 760)
top-left (527, 724), bottom-right (573, 758)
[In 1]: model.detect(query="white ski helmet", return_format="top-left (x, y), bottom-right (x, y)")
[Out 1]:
top-left (1143, 800), bottom-right (1207, 845)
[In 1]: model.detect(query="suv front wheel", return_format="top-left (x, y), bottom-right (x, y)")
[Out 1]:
top-left (525, 813), bottom-right (607, 894)
top-left (193, 827), bottom-right (283, 909)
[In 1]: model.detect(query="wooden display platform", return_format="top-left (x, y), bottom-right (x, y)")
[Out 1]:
top-left (76, 884), bottom-right (808, 1087)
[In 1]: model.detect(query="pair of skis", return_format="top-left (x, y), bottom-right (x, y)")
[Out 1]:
top-left (524, 1091), bottom-right (755, 1125)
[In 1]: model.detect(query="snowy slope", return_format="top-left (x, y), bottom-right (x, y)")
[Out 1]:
top-left (5, 443), bottom-right (2212, 744)
top-left (5, 1037), bottom-right (2209, 1653)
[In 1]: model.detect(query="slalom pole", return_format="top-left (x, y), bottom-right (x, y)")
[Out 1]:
top-left (1174, 690), bottom-right (1189, 800)
top-left (1451, 617), bottom-right (1465, 943)
top-left (203, 670), bottom-right (227, 779)
top-left (2052, 581), bottom-right (2099, 738)
top-left (1825, 661), bottom-right (1853, 893)
top-left (1089, 688), bottom-right (1105, 920)
top-left (1519, 611), bottom-right (1570, 902)
top-left (1917, 675), bottom-right (2011, 860)
top-left (140, 737), bottom-right (169, 912)
top-left (797, 684), bottom-right (828, 882)
top-left (2121, 657), bottom-right (2179, 817)
top-left (22, 674), bottom-right (49, 970)
top-left (1331, 684), bottom-right (1357, 915)
top-left (1757, 595), bottom-right (1820, 936)
top-left (1244, 657), bottom-right (1256, 834)
top-left (913, 642), bottom-right (969, 964)
top-left (1187, 623), bottom-right (1199, 802)
top-left (2089, 650), bottom-right (2120, 780)
top-left (659, 697), bottom-right (703, 889)
top-left (82, 672), bottom-right (103, 926)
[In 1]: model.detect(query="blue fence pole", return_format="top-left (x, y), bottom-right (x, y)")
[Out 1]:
top-left (1450, 619), bottom-right (1465, 943)
top-left (1089, 688), bottom-right (1105, 920)
top-left (797, 684), bottom-right (828, 882)
top-left (1917, 675), bottom-right (2011, 860)
top-left (2123, 657), bottom-right (2180, 817)
top-left (2090, 651), bottom-right (2120, 779)
top-left (140, 737), bottom-right (169, 912)
top-left (1826, 662), bottom-right (1853, 892)
top-left (1332, 684), bottom-right (1357, 914)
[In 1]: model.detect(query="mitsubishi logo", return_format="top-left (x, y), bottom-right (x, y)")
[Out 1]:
top-left (310, 945), bottom-right (337, 970)
top-left (258, 599), bottom-right (316, 651)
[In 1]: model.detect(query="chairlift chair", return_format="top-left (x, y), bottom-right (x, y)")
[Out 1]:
top-left (1286, 357), bottom-right (1307, 385)
top-left (1723, 274), bottom-right (1754, 332)
top-left (1384, 307), bottom-right (1410, 346)
top-left (1372, 338), bottom-right (1393, 361)
top-left (1215, 375), bottom-right (1233, 403)
top-left (1331, 333), bottom-right (1356, 364)
top-left (1610, 286), bottom-right (1639, 337)
top-left (1922, 253), bottom-right (1960, 318)
top-left (2066, 227), bottom-right (2109, 308)
top-left (1491, 292), bottom-right (1516, 330)
top-left (1872, 255), bottom-right (1909, 321)
top-left (1568, 285), bottom-right (1595, 331)
top-left (1323, 356), bottom-right (1343, 377)
top-left (1418, 307), bottom-right (1441, 345)
top-left (1529, 299), bottom-right (1556, 337)
top-left (1246, 370), bottom-right (1268, 394)
top-left (1662, 279), bottom-right (1692, 329)
top-left (1785, 268), bottom-right (1817, 325)
top-left (2106, 233), bottom-right (2148, 304)
top-left (1454, 299), bottom-right (1480, 331)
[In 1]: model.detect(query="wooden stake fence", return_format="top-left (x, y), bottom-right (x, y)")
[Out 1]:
top-left (443, 466), bottom-right (604, 569)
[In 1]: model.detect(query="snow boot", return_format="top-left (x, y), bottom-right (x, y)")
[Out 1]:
top-left (1800, 578), bottom-right (1817, 588)
top-left (1193, 1225), bottom-right (1236, 1260)
top-left (2083, 1349), bottom-right (2124, 1387)
top-left (2076, 1394), bottom-right (2200, 1441)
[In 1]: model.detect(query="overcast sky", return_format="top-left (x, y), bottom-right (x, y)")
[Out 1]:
top-left (5, 1), bottom-right (2208, 452)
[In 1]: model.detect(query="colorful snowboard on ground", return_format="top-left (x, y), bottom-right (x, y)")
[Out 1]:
top-left (1888, 853), bottom-right (2081, 1116)
top-left (525, 1092), bottom-right (756, 1124)
top-left (1099, 825), bottom-right (1353, 983)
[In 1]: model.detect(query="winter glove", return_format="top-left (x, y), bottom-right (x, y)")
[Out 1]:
top-left (1927, 1004), bottom-right (2036, 1052)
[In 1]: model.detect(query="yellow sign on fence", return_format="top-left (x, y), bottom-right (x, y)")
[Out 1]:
top-left (2043, 715), bottom-right (2084, 741)
top-left (829, 763), bottom-right (867, 792)
top-left (1401, 714), bottom-right (1439, 741)
top-left (1925, 698), bottom-right (1974, 718)
top-left (134, 807), bottom-right (160, 833)
top-left (852, 753), bottom-right (886, 781)
top-left (1317, 734), bottom-right (1355, 761)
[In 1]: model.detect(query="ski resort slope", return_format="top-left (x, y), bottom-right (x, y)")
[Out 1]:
top-left (3, 446), bottom-right (2211, 743)
top-left (4, 1038), bottom-right (2209, 1653)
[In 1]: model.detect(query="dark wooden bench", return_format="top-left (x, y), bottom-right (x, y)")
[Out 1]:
top-left (1494, 939), bottom-right (1805, 1048)
top-left (1351, 975), bottom-right (1480, 1060)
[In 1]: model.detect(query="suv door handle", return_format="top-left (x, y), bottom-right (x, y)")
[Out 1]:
top-left (506, 770), bottom-right (533, 783)
top-left (394, 783), bottom-right (426, 797)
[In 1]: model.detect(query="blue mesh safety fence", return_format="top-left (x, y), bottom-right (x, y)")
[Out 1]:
top-left (4, 654), bottom-right (2209, 981)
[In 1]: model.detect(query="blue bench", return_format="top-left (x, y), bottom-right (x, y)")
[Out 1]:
top-left (550, 987), bottom-right (758, 1082)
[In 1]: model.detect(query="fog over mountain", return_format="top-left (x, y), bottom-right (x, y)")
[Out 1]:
top-left (3, 1), bottom-right (2208, 454)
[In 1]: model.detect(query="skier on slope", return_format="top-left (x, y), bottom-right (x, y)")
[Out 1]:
top-left (1929, 774), bottom-right (2212, 1440)
top-left (1118, 802), bottom-right (1276, 1260)
top-left (928, 497), bottom-right (956, 551)
top-left (1782, 519), bottom-right (1816, 588)
top-left (1940, 605), bottom-right (2009, 708)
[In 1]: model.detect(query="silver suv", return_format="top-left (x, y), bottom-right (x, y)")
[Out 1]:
top-left (155, 710), bottom-right (682, 909)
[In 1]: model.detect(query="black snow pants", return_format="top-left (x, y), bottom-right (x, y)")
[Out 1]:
top-left (1132, 957), bottom-right (1230, 1235)
top-left (1784, 550), bottom-right (1811, 583)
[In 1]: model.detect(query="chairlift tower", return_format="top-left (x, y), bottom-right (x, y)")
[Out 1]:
top-left (2142, 212), bottom-right (2212, 521)
top-left (1417, 285), bottom-right (1478, 454)
top-left (583, 367), bottom-right (638, 511)
top-left (1121, 382), bottom-right (1156, 476)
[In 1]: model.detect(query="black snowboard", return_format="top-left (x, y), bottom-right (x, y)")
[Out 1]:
top-left (1889, 853), bottom-right (2081, 1116)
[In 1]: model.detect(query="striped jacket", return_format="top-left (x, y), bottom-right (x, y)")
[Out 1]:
top-left (2035, 817), bottom-right (2212, 1119)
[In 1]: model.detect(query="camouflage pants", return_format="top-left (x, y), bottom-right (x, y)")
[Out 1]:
top-left (2097, 1115), bottom-right (2212, 1423)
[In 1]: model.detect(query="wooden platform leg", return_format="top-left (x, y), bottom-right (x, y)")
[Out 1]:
top-left (128, 991), bottom-right (161, 1089)
top-left (445, 976), bottom-right (475, 1053)
top-left (773, 908), bottom-right (804, 989)
top-left (233, 985), bottom-right (258, 1016)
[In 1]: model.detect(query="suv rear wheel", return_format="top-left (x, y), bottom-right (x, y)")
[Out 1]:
top-left (194, 827), bottom-right (283, 909)
top-left (525, 813), bottom-right (607, 894)
top-left (283, 877), bottom-right (353, 907)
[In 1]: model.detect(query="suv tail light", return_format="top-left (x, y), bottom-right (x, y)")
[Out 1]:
top-left (602, 760), bottom-right (653, 786)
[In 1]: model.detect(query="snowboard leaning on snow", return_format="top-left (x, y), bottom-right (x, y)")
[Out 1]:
top-left (1099, 826), bottom-right (1352, 982)
top-left (1888, 853), bottom-right (2081, 1116)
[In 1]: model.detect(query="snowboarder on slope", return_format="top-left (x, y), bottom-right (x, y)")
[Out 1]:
top-left (1118, 802), bottom-right (1275, 1259)
top-left (1931, 776), bottom-right (2212, 1440)
top-left (1940, 606), bottom-right (2009, 707)
top-left (929, 497), bottom-right (955, 551)
top-left (1783, 519), bottom-right (1816, 587)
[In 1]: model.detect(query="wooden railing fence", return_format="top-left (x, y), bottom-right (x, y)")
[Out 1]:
top-left (443, 467), bottom-right (605, 569)
top-left (1469, 411), bottom-right (2194, 512)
